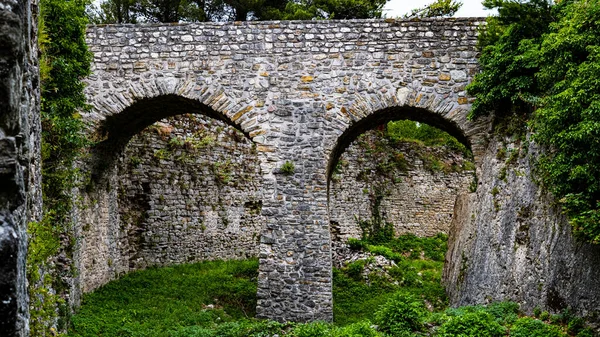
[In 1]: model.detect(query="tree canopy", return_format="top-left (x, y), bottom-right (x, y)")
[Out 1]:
top-left (467, 0), bottom-right (600, 244)
top-left (89, 0), bottom-right (389, 23)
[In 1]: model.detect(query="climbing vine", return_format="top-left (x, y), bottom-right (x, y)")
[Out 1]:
top-left (29, 0), bottom-right (91, 334)
top-left (467, 0), bottom-right (600, 243)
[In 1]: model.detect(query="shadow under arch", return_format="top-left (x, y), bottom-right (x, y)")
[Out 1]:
top-left (326, 105), bottom-right (472, 187)
top-left (88, 94), bottom-right (253, 185)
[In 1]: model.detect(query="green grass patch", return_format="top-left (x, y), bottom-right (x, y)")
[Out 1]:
top-left (333, 234), bottom-right (449, 326)
top-left (68, 259), bottom-right (259, 337)
top-left (67, 237), bottom-right (597, 337)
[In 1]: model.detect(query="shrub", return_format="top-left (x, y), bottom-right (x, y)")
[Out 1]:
top-left (510, 317), bottom-right (566, 337)
top-left (485, 301), bottom-right (520, 325)
top-left (374, 292), bottom-right (427, 335)
top-left (334, 321), bottom-right (381, 337)
top-left (346, 238), bottom-right (366, 251)
top-left (437, 311), bottom-right (505, 337)
top-left (292, 321), bottom-right (331, 337)
top-left (576, 328), bottom-right (598, 337)
top-left (344, 260), bottom-right (366, 281)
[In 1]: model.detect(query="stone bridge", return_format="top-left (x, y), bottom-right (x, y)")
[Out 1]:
top-left (82, 18), bottom-right (487, 322)
top-left (80, 18), bottom-right (600, 324)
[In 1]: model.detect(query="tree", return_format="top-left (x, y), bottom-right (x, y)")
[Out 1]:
top-left (467, 0), bottom-right (600, 244)
top-left (100, 0), bottom-right (138, 23)
top-left (405, 0), bottom-right (462, 19)
top-left (91, 0), bottom-right (389, 22)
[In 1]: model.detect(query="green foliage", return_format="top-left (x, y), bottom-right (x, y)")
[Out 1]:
top-left (334, 234), bottom-right (449, 325)
top-left (466, 0), bottom-right (556, 119)
top-left (279, 0), bottom-right (388, 20)
top-left (510, 317), bottom-right (566, 337)
top-left (212, 160), bottom-right (232, 184)
top-left (291, 321), bottom-right (331, 337)
top-left (91, 0), bottom-right (388, 23)
top-left (66, 255), bottom-right (595, 337)
top-left (405, 0), bottom-right (462, 19)
top-left (437, 311), bottom-right (506, 337)
top-left (280, 160), bottom-right (295, 175)
top-left (356, 187), bottom-right (394, 244)
top-left (373, 292), bottom-right (427, 335)
top-left (30, 0), bottom-right (92, 334)
top-left (467, 0), bottom-right (600, 243)
top-left (68, 260), bottom-right (259, 337)
top-left (386, 120), bottom-right (469, 156)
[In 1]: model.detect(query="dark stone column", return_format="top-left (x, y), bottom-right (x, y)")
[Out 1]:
top-left (0, 0), bottom-right (40, 336)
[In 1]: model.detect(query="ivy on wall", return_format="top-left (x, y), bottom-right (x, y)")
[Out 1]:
top-left (467, 0), bottom-right (600, 243)
top-left (29, 0), bottom-right (91, 334)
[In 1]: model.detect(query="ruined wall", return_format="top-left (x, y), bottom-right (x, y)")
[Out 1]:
top-left (329, 130), bottom-right (473, 240)
top-left (0, 0), bottom-right (40, 335)
top-left (81, 18), bottom-right (488, 322)
top-left (444, 135), bottom-right (600, 325)
top-left (77, 114), bottom-right (263, 292)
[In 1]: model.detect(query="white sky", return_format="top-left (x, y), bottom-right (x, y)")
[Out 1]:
top-left (383, 0), bottom-right (496, 18)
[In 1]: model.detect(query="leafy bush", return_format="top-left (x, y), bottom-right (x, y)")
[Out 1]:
top-left (467, 0), bottom-right (600, 243)
top-left (291, 321), bottom-right (331, 337)
top-left (374, 292), bottom-right (427, 335)
top-left (346, 238), bottom-right (367, 250)
top-left (386, 120), bottom-right (468, 156)
top-left (437, 311), bottom-right (505, 337)
top-left (484, 301), bottom-right (520, 325)
top-left (510, 317), bottom-right (566, 337)
top-left (334, 321), bottom-right (382, 337)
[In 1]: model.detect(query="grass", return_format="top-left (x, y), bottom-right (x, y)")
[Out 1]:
top-left (66, 235), bottom-right (598, 337)
top-left (334, 234), bottom-right (449, 326)
top-left (68, 259), bottom-right (259, 337)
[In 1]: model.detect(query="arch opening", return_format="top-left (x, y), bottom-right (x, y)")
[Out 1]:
top-left (326, 107), bottom-right (475, 318)
top-left (327, 106), bottom-right (471, 184)
top-left (77, 95), bottom-right (263, 294)
top-left (88, 94), bottom-right (252, 185)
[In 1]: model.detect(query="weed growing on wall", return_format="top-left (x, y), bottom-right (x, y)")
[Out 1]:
top-left (280, 161), bottom-right (295, 175)
top-left (356, 187), bottom-right (394, 244)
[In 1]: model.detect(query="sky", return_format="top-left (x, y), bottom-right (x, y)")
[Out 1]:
top-left (383, 0), bottom-right (497, 18)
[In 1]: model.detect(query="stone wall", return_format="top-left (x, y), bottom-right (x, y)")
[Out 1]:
top-left (0, 0), bottom-right (40, 336)
top-left (444, 135), bottom-right (600, 326)
top-left (81, 18), bottom-right (488, 322)
top-left (329, 129), bottom-right (473, 240)
top-left (79, 118), bottom-right (471, 293)
top-left (77, 114), bottom-right (263, 292)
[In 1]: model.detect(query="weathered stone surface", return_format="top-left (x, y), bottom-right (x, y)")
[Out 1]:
top-left (81, 18), bottom-right (487, 322)
top-left (329, 130), bottom-right (473, 240)
top-left (444, 136), bottom-right (600, 326)
top-left (77, 115), bottom-right (264, 292)
top-left (0, 0), bottom-right (41, 335)
top-left (75, 18), bottom-right (600, 325)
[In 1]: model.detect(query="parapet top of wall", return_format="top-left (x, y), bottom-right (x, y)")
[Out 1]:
top-left (86, 17), bottom-right (485, 45)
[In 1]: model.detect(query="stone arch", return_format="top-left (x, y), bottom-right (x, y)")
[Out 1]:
top-left (324, 87), bottom-right (488, 248)
top-left (325, 88), bottom-right (488, 183)
top-left (85, 78), bottom-right (261, 182)
top-left (76, 80), bottom-right (266, 294)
